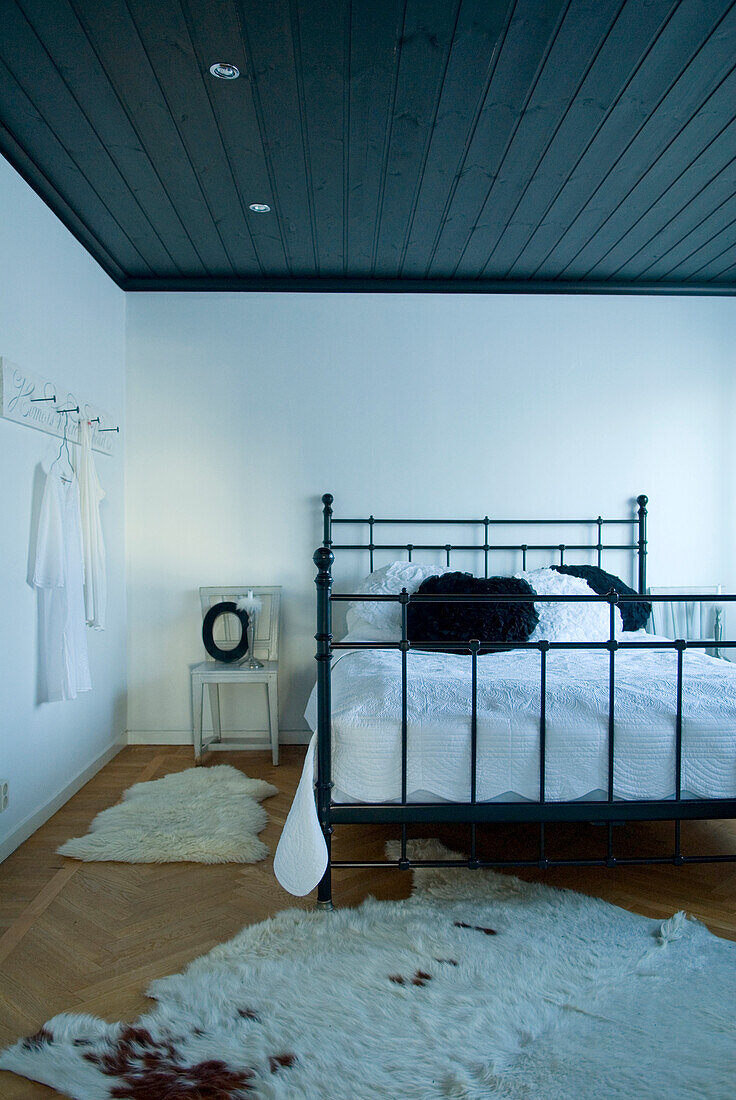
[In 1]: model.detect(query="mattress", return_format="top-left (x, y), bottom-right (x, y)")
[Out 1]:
top-left (304, 632), bottom-right (736, 803)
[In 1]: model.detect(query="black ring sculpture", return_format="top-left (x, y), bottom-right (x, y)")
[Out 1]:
top-left (202, 601), bottom-right (249, 663)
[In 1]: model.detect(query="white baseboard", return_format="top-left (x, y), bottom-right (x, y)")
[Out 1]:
top-left (126, 729), bottom-right (312, 746)
top-left (0, 739), bottom-right (124, 864)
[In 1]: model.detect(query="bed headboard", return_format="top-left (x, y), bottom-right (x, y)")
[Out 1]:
top-left (321, 494), bottom-right (648, 594)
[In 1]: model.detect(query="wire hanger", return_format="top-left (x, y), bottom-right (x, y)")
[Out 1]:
top-left (51, 411), bottom-right (75, 482)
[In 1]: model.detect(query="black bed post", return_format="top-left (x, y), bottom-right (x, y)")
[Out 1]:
top-left (315, 494), bottom-right (335, 910)
top-left (637, 494), bottom-right (648, 594)
top-left (322, 490), bottom-right (333, 548)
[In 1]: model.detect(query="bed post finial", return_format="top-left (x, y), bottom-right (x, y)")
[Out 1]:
top-left (636, 494), bottom-right (648, 594)
top-left (314, 544), bottom-right (334, 573)
top-left (322, 493), bottom-right (333, 548)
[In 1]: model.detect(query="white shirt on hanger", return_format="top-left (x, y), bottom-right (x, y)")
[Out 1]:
top-left (33, 466), bottom-right (91, 702)
top-left (76, 419), bottom-right (106, 629)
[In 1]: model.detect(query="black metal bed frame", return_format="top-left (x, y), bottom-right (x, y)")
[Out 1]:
top-left (313, 493), bottom-right (736, 909)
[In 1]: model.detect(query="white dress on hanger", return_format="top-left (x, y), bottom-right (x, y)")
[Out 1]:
top-left (76, 419), bottom-right (106, 629)
top-left (33, 466), bottom-right (91, 702)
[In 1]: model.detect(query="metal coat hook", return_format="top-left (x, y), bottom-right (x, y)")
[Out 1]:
top-left (31, 394), bottom-right (56, 403)
top-left (57, 405), bottom-right (79, 415)
top-left (89, 415), bottom-right (120, 434)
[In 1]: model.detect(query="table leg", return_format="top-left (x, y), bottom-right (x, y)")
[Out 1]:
top-left (267, 677), bottom-right (279, 766)
top-left (208, 684), bottom-right (222, 742)
top-left (192, 675), bottom-right (204, 763)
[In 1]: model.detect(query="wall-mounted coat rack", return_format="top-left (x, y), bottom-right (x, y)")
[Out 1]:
top-left (0, 358), bottom-right (119, 455)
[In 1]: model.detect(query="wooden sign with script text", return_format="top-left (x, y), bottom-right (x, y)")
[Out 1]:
top-left (0, 358), bottom-right (116, 455)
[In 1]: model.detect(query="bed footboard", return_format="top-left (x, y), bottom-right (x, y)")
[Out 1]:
top-left (312, 493), bottom-right (736, 908)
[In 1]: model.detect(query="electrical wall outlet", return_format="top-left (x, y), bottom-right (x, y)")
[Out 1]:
top-left (0, 781), bottom-right (8, 812)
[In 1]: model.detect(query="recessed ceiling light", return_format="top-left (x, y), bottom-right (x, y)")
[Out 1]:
top-left (209, 62), bottom-right (240, 80)
top-left (249, 203), bottom-right (271, 213)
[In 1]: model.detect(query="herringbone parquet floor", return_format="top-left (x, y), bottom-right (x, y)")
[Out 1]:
top-left (1, 745), bottom-right (735, 1098)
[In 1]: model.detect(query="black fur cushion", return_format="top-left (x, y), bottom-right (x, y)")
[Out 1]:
top-left (553, 565), bottom-right (652, 632)
top-left (407, 572), bottom-right (539, 653)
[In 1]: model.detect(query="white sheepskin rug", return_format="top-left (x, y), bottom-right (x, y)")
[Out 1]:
top-left (57, 765), bottom-right (278, 864)
top-left (2, 840), bottom-right (735, 1099)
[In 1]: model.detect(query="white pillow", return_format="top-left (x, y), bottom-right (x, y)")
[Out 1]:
top-left (516, 567), bottom-right (623, 642)
top-left (346, 560), bottom-right (454, 636)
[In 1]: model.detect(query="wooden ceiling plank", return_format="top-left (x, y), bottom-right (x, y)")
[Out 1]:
top-left (659, 209), bottom-right (736, 280)
top-left (19, 0), bottom-right (207, 276)
top-left (236, 0), bottom-right (319, 275)
top-left (341, 1), bottom-right (350, 276)
top-left (70, 0), bottom-right (235, 275)
top-left (0, 0), bottom-right (166, 275)
top-left (708, 251), bottom-right (736, 282)
top-left (567, 62), bottom-right (736, 279)
top-left (367, 0), bottom-right (407, 276)
top-left (410, 0), bottom-right (517, 280)
top-left (508, 0), bottom-right (733, 280)
top-left (341, 2), bottom-right (350, 276)
top-left (399, 0), bottom-right (511, 278)
top-left (684, 236), bottom-right (736, 281)
top-left (124, 0), bottom-right (261, 275)
top-left (345, 0), bottom-right (406, 275)
top-left (586, 94), bottom-right (736, 280)
top-left (486, 0), bottom-right (676, 279)
top-left (287, 0), bottom-right (320, 272)
top-left (178, 0), bottom-right (288, 274)
top-left (534, 1), bottom-right (736, 279)
top-left (0, 130), bottom-right (126, 284)
top-left (627, 163), bottom-right (736, 280)
top-left (0, 57), bottom-right (152, 276)
top-left (291, 0), bottom-right (347, 276)
top-left (455, 0), bottom-right (625, 279)
top-left (425, 0), bottom-right (568, 279)
top-left (371, 0), bottom-right (463, 278)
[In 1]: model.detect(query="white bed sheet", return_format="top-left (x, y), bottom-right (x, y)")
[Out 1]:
top-left (274, 631), bottom-right (736, 895)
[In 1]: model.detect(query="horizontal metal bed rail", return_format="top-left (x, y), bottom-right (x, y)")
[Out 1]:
top-left (330, 639), bottom-right (736, 651)
top-left (313, 492), bottom-right (736, 909)
top-left (327, 799), bottom-right (736, 824)
top-left (330, 543), bottom-right (637, 551)
top-left (329, 855), bottom-right (736, 869)
top-left (332, 591), bottom-right (736, 602)
top-left (331, 516), bottom-right (638, 526)
top-left (332, 543), bottom-right (639, 569)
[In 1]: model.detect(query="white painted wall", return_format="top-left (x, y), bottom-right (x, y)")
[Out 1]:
top-left (1, 149), bottom-right (732, 837)
top-left (0, 157), bottom-right (126, 857)
top-left (125, 292), bottom-right (735, 742)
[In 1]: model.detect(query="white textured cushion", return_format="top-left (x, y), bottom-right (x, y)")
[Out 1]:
top-left (516, 567), bottom-right (623, 642)
top-left (346, 561), bottom-right (454, 636)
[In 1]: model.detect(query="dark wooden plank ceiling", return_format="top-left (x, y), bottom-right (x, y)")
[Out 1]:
top-left (1, 0), bottom-right (735, 292)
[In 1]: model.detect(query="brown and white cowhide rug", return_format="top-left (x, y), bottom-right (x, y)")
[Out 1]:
top-left (1, 841), bottom-right (735, 1099)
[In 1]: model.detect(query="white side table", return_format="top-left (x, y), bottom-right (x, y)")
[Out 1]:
top-left (192, 585), bottom-right (281, 765)
top-left (191, 660), bottom-right (279, 765)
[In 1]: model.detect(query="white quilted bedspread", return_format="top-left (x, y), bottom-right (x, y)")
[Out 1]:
top-left (305, 633), bottom-right (736, 803)
top-left (275, 633), bottom-right (736, 894)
